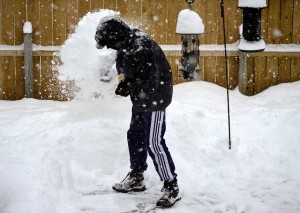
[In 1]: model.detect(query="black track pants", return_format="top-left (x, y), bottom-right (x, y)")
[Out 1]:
top-left (127, 110), bottom-right (177, 181)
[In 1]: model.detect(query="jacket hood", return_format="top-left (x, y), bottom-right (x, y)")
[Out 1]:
top-left (95, 16), bottom-right (133, 50)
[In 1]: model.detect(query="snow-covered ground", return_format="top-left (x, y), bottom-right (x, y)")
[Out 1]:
top-left (1, 10), bottom-right (300, 213)
top-left (1, 80), bottom-right (300, 213)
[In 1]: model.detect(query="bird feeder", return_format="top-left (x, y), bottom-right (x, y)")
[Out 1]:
top-left (176, 0), bottom-right (204, 80)
top-left (238, 0), bottom-right (267, 52)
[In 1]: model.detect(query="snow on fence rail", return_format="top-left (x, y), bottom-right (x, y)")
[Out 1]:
top-left (1, 44), bottom-right (300, 57)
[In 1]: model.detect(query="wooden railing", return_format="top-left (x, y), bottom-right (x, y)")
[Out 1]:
top-left (1, 43), bottom-right (299, 100)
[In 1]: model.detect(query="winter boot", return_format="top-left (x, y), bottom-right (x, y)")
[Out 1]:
top-left (156, 180), bottom-right (181, 208)
top-left (112, 170), bottom-right (146, 193)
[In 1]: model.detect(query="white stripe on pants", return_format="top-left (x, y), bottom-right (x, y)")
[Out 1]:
top-left (149, 111), bottom-right (174, 181)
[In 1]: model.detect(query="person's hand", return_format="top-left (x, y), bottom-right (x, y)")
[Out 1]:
top-left (115, 80), bottom-right (132, 97)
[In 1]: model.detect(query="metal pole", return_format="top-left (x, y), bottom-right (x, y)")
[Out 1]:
top-left (220, 0), bottom-right (232, 149)
top-left (24, 24), bottom-right (33, 98)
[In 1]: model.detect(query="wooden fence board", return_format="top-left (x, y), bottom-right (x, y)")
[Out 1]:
top-left (0, 59), bottom-right (3, 99)
top-left (267, 0), bottom-right (280, 44)
top-left (265, 0), bottom-right (280, 88)
top-left (291, 0), bottom-right (300, 81)
top-left (15, 57), bottom-right (25, 99)
top-left (2, 0), bottom-right (15, 45)
top-left (1, 57), bottom-right (16, 99)
top-left (216, 1), bottom-right (226, 87)
top-left (117, 0), bottom-right (140, 28)
top-left (246, 56), bottom-right (254, 95)
top-left (254, 57), bottom-right (267, 93)
top-left (280, 0), bottom-right (293, 44)
top-left (261, 1), bottom-right (268, 39)
top-left (204, 1), bottom-right (218, 84)
top-left (40, 0), bottom-right (53, 46)
top-left (0, 1), bottom-right (3, 99)
top-left (66, 0), bottom-right (78, 36)
top-left (33, 56), bottom-right (42, 99)
top-left (167, 55), bottom-right (178, 84)
top-left (293, 0), bottom-right (300, 44)
top-left (118, 0), bottom-right (129, 24)
top-left (5, 57), bottom-right (16, 100)
top-left (78, 0), bottom-right (91, 21)
top-left (1, 0), bottom-right (16, 99)
top-left (166, 0), bottom-right (185, 44)
top-left (27, 0), bottom-right (41, 45)
top-left (198, 0), bottom-right (206, 45)
top-left (217, 0), bottom-right (241, 88)
top-left (53, 0), bottom-right (67, 45)
top-left (216, 1), bottom-right (227, 87)
top-left (128, 0), bottom-right (142, 29)
top-left (278, 0), bottom-right (292, 84)
top-left (199, 56), bottom-right (205, 81)
top-left (14, 0), bottom-right (26, 45)
top-left (91, 0), bottom-right (104, 11)
top-left (216, 56), bottom-right (226, 87)
top-left (266, 56), bottom-right (279, 87)
top-left (40, 56), bottom-right (52, 99)
top-left (266, 53), bottom-right (279, 85)
top-left (0, 0), bottom-right (2, 44)
top-left (152, 0), bottom-right (167, 44)
top-left (291, 57), bottom-right (300, 82)
top-left (0, 57), bottom-right (5, 100)
top-left (0, 56), bottom-right (3, 100)
top-left (141, 0), bottom-right (155, 38)
top-left (232, 0), bottom-right (242, 43)
top-left (279, 57), bottom-right (291, 83)
top-left (217, 0), bottom-right (224, 44)
top-left (38, 1), bottom-right (54, 100)
top-left (104, 0), bottom-right (117, 10)
top-left (204, 56), bottom-right (216, 83)
top-left (205, 1), bottom-right (218, 44)
top-left (165, 0), bottom-right (171, 44)
top-left (228, 57), bottom-right (238, 89)
top-left (291, 0), bottom-right (300, 83)
top-left (192, 0), bottom-right (201, 15)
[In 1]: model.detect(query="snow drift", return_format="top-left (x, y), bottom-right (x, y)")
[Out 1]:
top-left (0, 81), bottom-right (300, 213)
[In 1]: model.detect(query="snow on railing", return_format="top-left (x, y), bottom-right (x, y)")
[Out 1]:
top-left (1, 43), bottom-right (300, 57)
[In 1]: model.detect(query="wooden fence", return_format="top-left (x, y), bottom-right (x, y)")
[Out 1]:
top-left (0, 0), bottom-right (300, 100)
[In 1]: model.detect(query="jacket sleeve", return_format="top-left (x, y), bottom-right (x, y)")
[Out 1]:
top-left (132, 48), bottom-right (159, 95)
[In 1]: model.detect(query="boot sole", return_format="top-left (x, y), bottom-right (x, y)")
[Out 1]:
top-left (156, 197), bottom-right (181, 208)
top-left (112, 185), bottom-right (146, 193)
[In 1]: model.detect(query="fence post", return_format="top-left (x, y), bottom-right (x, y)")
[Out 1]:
top-left (238, 51), bottom-right (248, 95)
top-left (23, 22), bottom-right (33, 98)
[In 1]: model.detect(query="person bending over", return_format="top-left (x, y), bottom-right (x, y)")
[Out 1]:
top-left (95, 16), bottom-right (181, 208)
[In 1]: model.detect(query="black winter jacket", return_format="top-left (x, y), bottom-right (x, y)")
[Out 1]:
top-left (95, 17), bottom-right (173, 112)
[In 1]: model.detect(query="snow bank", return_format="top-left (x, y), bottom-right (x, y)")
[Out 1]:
top-left (1, 81), bottom-right (300, 212)
top-left (176, 9), bottom-right (204, 34)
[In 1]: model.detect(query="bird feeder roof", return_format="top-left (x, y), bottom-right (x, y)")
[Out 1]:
top-left (176, 9), bottom-right (204, 35)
